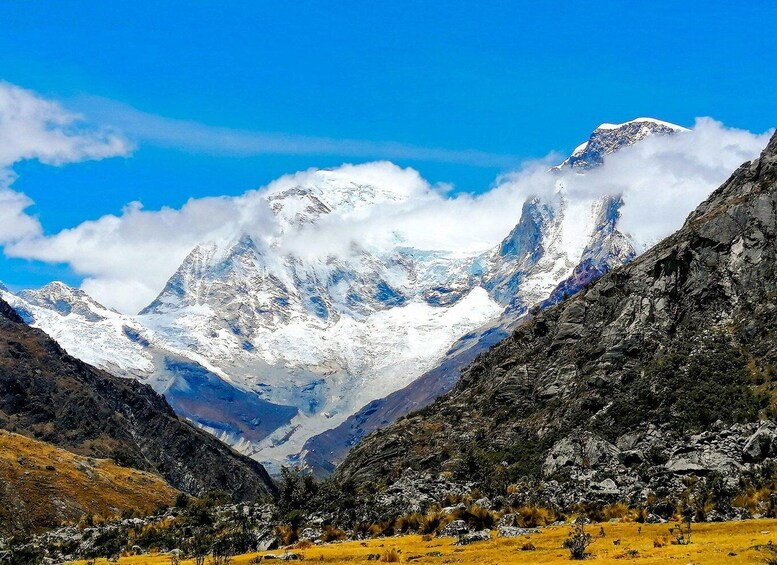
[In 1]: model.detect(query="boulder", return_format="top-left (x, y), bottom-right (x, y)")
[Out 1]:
top-left (543, 432), bottom-right (619, 477)
top-left (438, 520), bottom-right (469, 537)
top-left (473, 497), bottom-right (492, 510)
top-left (743, 425), bottom-right (777, 462)
top-left (589, 478), bottom-right (619, 495)
top-left (299, 527), bottom-right (322, 541)
top-left (255, 526), bottom-right (280, 551)
top-left (455, 530), bottom-right (491, 545)
top-left (497, 526), bottom-right (539, 538)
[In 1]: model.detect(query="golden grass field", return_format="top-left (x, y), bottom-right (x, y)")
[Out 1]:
top-left (69, 518), bottom-right (777, 564)
top-left (0, 429), bottom-right (179, 532)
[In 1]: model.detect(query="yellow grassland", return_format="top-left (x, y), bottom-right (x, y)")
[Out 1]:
top-left (69, 518), bottom-right (777, 564)
top-left (0, 429), bottom-right (179, 532)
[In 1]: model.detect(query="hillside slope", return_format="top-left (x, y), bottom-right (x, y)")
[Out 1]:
top-left (0, 430), bottom-right (178, 536)
top-left (337, 131), bottom-right (777, 505)
top-left (0, 298), bottom-right (277, 502)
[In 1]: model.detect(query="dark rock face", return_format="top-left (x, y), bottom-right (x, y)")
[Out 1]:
top-left (0, 299), bottom-right (276, 500)
top-left (336, 132), bottom-right (777, 504)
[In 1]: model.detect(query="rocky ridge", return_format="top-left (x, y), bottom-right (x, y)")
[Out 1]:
top-left (336, 130), bottom-right (777, 508)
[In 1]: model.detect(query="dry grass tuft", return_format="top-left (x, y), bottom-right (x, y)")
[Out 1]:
top-left (321, 525), bottom-right (346, 542)
top-left (276, 524), bottom-right (297, 546)
top-left (380, 547), bottom-right (401, 562)
top-left (512, 505), bottom-right (556, 528)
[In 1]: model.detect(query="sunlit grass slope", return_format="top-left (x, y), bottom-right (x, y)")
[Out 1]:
top-left (0, 429), bottom-right (179, 534)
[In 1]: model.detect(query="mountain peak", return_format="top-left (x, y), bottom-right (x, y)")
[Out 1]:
top-left (19, 281), bottom-right (114, 320)
top-left (264, 162), bottom-right (428, 228)
top-left (556, 117), bottom-right (687, 171)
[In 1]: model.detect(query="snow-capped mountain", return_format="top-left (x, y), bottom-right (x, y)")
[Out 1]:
top-left (553, 118), bottom-right (687, 170)
top-left (2, 118), bottom-right (684, 474)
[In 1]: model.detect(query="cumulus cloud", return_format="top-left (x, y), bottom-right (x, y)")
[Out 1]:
top-left (279, 119), bottom-right (771, 259)
top-left (0, 82), bottom-right (131, 245)
top-left (0, 174), bottom-right (42, 243)
top-left (1, 91), bottom-right (771, 315)
top-left (7, 162), bottom-right (434, 311)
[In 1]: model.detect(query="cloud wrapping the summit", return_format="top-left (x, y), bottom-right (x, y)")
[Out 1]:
top-left (11, 118), bottom-right (772, 314)
top-left (566, 118), bottom-right (771, 248)
top-left (0, 83), bottom-right (771, 313)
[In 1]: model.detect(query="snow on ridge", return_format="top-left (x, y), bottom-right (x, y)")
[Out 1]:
top-left (595, 117), bottom-right (688, 131)
top-left (554, 116), bottom-right (687, 172)
top-left (1, 286), bottom-right (155, 376)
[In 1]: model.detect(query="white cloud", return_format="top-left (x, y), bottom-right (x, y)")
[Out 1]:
top-left (0, 173), bottom-right (42, 243)
top-left (77, 96), bottom-right (522, 168)
top-left (0, 82), bottom-right (131, 245)
top-left (0, 86), bottom-right (770, 315)
top-left (277, 119), bottom-right (771, 259)
top-left (7, 162), bottom-right (432, 311)
top-left (559, 118), bottom-right (772, 248)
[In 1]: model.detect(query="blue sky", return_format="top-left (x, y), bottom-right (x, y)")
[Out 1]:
top-left (0, 1), bottom-right (775, 291)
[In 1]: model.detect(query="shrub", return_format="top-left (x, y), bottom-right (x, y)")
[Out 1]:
top-left (451, 505), bottom-right (497, 531)
top-left (368, 521), bottom-right (394, 538)
top-left (321, 526), bottom-right (346, 542)
top-left (419, 511), bottom-right (445, 534)
top-left (602, 503), bottom-right (631, 521)
top-left (395, 513), bottom-right (422, 533)
top-left (563, 518), bottom-right (595, 560)
top-left (276, 524), bottom-right (297, 546)
top-left (174, 493), bottom-right (190, 509)
top-left (513, 505), bottom-right (556, 528)
top-left (352, 522), bottom-right (371, 539)
top-left (669, 517), bottom-right (692, 546)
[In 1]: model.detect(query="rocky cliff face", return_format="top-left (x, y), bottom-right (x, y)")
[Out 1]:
top-left (336, 131), bottom-right (777, 507)
top-left (0, 297), bottom-right (277, 501)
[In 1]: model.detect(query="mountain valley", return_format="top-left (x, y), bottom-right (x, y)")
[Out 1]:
top-left (0, 119), bottom-right (684, 475)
